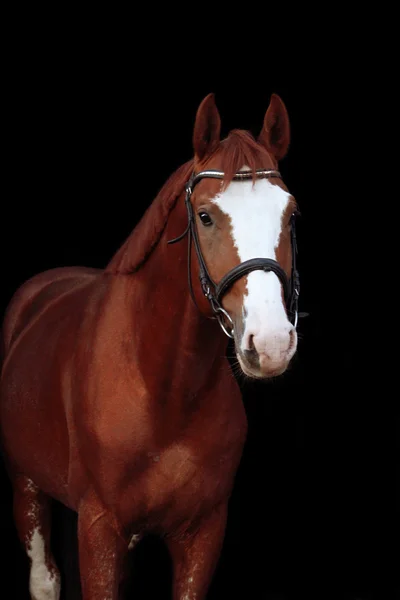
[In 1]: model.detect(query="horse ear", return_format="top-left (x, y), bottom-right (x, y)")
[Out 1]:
top-left (258, 93), bottom-right (290, 161)
top-left (193, 93), bottom-right (221, 161)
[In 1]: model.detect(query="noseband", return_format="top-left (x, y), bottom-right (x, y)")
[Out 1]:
top-left (168, 169), bottom-right (302, 338)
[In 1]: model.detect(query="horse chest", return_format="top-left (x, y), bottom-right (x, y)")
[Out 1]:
top-left (81, 375), bottom-right (247, 533)
top-left (117, 432), bottom-right (245, 534)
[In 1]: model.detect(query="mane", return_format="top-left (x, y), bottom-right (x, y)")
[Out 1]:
top-left (106, 160), bottom-right (194, 274)
top-left (106, 130), bottom-right (274, 275)
top-left (216, 129), bottom-right (276, 188)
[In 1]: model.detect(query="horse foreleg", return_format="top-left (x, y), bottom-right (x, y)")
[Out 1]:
top-left (167, 503), bottom-right (228, 600)
top-left (77, 490), bottom-right (127, 600)
top-left (12, 474), bottom-right (61, 600)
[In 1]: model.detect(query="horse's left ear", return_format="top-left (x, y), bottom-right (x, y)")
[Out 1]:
top-left (258, 94), bottom-right (290, 161)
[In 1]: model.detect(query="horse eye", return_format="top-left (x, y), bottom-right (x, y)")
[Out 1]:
top-left (198, 211), bottom-right (213, 226)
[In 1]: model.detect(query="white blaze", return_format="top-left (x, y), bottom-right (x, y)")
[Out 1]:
top-left (211, 176), bottom-right (295, 359)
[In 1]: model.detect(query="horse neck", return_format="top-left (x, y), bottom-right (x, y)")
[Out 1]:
top-left (122, 193), bottom-right (230, 409)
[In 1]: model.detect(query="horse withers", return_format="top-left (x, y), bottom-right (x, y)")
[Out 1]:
top-left (0, 92), bottom-right (300, 599)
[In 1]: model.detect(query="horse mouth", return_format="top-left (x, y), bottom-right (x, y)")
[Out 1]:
top-left (236, 351), bottom-right (289, 380)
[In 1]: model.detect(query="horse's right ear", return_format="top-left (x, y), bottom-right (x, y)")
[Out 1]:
top-left (193, 93), bottom-right (221, 161)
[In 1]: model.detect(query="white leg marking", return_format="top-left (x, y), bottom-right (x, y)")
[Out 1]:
top-left (27, 527), bottom-right (60, 600)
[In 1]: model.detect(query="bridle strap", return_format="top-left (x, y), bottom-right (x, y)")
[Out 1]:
top-left (183, 193), bottom-right (216, 313)
top-left (189, 169), bottom-right (282, 192)
top-left (184, 168), bottom-right (286, 301)
top-left (168, 168), bottom-right (303, 337)
top-left (215, 258), bottom-right (290, 304)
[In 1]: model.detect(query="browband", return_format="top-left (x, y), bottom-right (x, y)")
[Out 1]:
top-left (188, 169), bottom-right (282, 193)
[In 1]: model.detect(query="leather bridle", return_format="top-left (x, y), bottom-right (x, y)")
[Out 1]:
top-left (168, 168), bottom-right (302, 338)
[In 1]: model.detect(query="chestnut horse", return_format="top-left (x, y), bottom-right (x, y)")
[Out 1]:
top-left (0, 93), bottom-right (301, 599)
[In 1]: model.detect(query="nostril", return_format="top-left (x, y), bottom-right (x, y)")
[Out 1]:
top-left (242, 333), bottom-right (259, 367)
top-left (247, 334), bottom-right (255, 352)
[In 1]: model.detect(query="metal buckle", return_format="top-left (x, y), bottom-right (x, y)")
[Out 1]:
top-left (203, 284), bottom-right (211, 299)
top-left (292, 288), bottom-right (299, 328)
top-left (215, 306), bottom-right (234, 339)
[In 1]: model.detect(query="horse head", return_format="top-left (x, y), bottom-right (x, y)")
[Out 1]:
top-left (181, 93), bottom-right (299, 379)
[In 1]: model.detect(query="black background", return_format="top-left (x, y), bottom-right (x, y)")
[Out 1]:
top-left (1, 16), bottom-right (397, 600)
